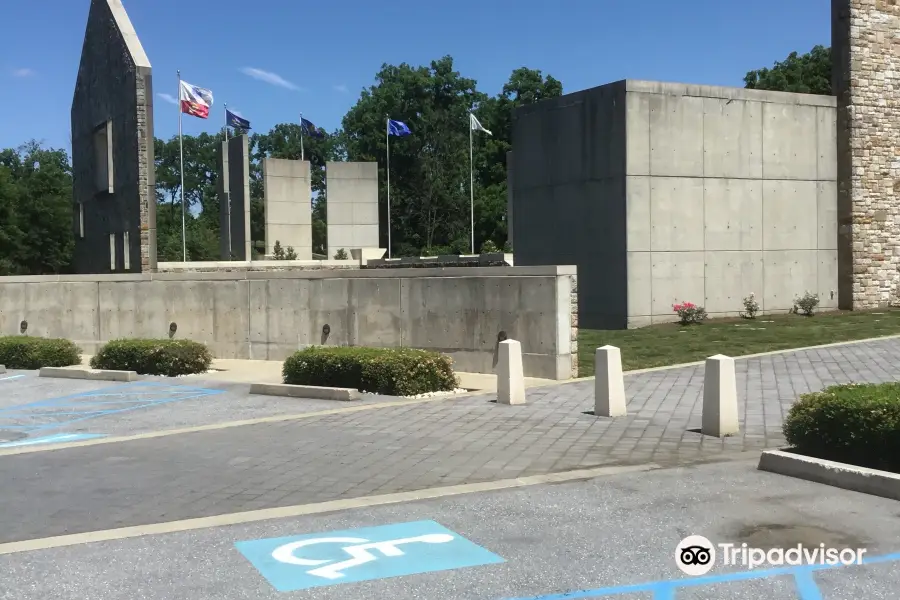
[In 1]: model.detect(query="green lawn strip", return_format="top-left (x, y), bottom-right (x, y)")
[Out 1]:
top-left (577, 309), bottom-right (900, 376)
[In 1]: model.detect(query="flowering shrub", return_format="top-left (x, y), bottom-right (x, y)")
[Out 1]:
top-left (673, 301), bottom-right (708, 325)
top-left (741, 293), bottom-right (760, 319)
top-left (793, 291), bottom-right (820, 316)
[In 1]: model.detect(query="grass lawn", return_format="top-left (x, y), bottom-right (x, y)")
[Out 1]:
top-left (577, 309), bottom-right (900, 376)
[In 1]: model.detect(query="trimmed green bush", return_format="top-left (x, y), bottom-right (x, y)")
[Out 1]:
top-left (90, 339), bottom-right (212, 377)
top-left (783, 382), bottom-right (900, 472)
top-left (282, 346), bottom-right (459, 396)
top-left (0, 336), bottom-right (81, 369)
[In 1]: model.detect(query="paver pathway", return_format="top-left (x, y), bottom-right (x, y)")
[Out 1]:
top-left (2, 338), bottom-right (899, 543)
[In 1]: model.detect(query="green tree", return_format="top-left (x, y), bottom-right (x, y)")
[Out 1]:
top-left (342, 56), bottom-right (487, 256)
top-left (744, 45), bottom-right (831, 95)
top-left (0, 141), bottom-right (74, 274)
top-left (474, 68), bottom-right (562, 249)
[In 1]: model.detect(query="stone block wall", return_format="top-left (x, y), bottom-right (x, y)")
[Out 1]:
top-left (833, 0), bottom-right (900, 308)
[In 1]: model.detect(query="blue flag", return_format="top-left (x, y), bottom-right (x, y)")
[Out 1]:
top-left (226, 109), bottom-right (250, 130)
top-left (301, 117), bottom-right (325, 138)
top-left (388, 119), bottom-right (411, 137)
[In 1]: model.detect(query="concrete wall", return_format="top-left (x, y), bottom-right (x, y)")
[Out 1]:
top-left (624, 81), bottom-right (837, 326)
top-left (326, 162), bottom-right (379, 257)
top-left (512, 79), bottom-right (838, 329)
top-left (0, 266), bottom-right (577, 380)
top-left (71, 0), bottom-right (156, 274)
top-left (263, 158), bottom-right (311, 259)
top-left (511, 81), bottom-right (628, 329)
top-left (833, 0), bottom-right (900, 309)
top-left (218, 136), bottom-right (251, 260)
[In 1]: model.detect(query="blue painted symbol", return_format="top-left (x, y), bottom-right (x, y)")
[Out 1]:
top-left (0, 381), bottom-right (223, 433)
top-left (0, 433), bottom-right (106, 448)
top-left (235, 520), bottom-right (504, 592)
top-left (502, 551), bottom-right (900, 600)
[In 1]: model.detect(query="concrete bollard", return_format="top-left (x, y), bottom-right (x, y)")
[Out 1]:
top-left (702, 354), bottom-right (740, 437)
top-left (497, 339), bottom-right (526, 405)
top-left (594, 345), bottom-right (626, 417)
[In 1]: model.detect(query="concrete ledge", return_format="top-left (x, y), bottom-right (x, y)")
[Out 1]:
top-left (39, 367), bottom-right (137, 382)
top-left (0, 264), bottom-right (575, 283)
top-left (758, 449), bottom-right (900, 501)
top-left (0, 365), bottom-right (5, 374)
top-left (250, 383), bottom-right (361, 401)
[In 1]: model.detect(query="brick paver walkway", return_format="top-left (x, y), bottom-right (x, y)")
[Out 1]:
top-left (2, 338), bottom-right (899, 543)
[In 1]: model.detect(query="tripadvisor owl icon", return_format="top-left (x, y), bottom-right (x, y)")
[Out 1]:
top-left (676, 535), bottom-right (716, 576)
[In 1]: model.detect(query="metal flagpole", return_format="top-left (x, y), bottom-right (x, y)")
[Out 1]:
top-left (223, 103), bottom-right (231, 259)
top-left (300, 112), bottom-right (305, 161)
top-left (178, 70), bottom-right (187, 262)
top-left (469, 115), bottom-right (475, 254)
top-left (386, 117), bottom-right (391, 258)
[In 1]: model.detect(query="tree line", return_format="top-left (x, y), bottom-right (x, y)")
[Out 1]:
top-left (0, 48), bottom-right (832, 274)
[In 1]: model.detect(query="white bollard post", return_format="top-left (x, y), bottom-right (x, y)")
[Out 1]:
top-left (497, 339), bottom-right (526, 405)
top-left (595, 345), bottom-right (626, 417)
top-left (702, 354), bottom-right (739, 437)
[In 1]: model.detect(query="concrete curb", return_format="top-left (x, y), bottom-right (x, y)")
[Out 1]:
top-left (39, 367), bottom-right (138, 382)
top-left (0, 365), bottom-right (5, 374)
top-left (758, 449), bottom-right (900, 501)
top-left (249, 383), bottom-right (361, 401)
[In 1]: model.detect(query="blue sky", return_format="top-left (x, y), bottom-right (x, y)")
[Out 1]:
top-left (2, 0), bottom-right (829, 153)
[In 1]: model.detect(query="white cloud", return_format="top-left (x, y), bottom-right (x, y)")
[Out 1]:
top-left (157, 93), bottom-right (178, 105)
top-left (12, 68), bottom-right (35, 78)
top-left (240, 67), bottom-right (299, 90)
top-left (334, 84), bottom-right (349, 93)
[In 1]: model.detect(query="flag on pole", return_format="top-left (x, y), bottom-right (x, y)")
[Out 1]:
top-left (226, 109), bottom-right (250, 130)
top-left (470, 113), bottom-right (492, 136)
top-left (179, 80), bottom-right (214, 119)
top-left (300, 117), bottom-right (325, 138)
top-left (388, 119), bottom-right (411, 137)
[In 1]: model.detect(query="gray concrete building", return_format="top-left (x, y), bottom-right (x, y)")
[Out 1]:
top-left (511, 80), bottom-right (837, 329)
top-left (219, 135), bottom-right (252, 260)
top-left (262, 158), bottom-right (312, 259)
top-left (326, 162), bottom-right (379, 256)
top-left (71, 0), bottom-right (156, 273)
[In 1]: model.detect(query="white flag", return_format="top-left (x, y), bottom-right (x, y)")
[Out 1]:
top-left (470, 113), bottom-right (492, 136)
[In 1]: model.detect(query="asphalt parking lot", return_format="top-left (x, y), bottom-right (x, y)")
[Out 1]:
top-left (1, 459), bottom-right (896, 600)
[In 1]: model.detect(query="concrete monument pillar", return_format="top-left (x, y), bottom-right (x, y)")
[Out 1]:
top-left (263, 158), bottom-right (312, 259)
top-left (325, 161), bottom-right (379, 257)
top-left (71, 0), bottom-right (156, 273)
top-left (219, 135), bottom-right (252, 260)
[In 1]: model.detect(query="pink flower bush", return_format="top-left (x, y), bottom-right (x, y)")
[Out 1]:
top-left (672, 300), bottom-right (708, 325)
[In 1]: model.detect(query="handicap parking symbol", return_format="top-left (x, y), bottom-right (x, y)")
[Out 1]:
top-left (235, 520), bottom-right (505, 592)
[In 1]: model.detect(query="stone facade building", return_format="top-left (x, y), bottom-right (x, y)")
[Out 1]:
top-left (833, 0), bottom-right (900, 308)
top-left (71, 0), bottom-right (156, 273)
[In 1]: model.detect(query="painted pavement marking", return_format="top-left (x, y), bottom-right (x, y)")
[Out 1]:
top-left (235, 520), bottom-right (504, 592)
top-left (0, 381), bottom-right (223, 434)
top-left (0, 433), bottom-right (106, 448)
top-left (0, 374), bottom-right (26, 382)
top-left (503, 551), bottom-right (900, 600)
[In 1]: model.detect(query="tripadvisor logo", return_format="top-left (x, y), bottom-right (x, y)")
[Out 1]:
top-left (675, 535), bottom-right (867, 575)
